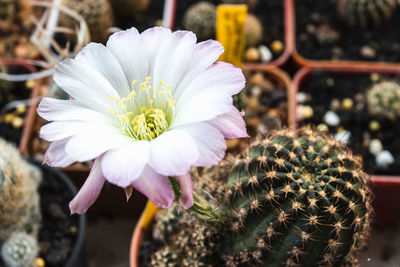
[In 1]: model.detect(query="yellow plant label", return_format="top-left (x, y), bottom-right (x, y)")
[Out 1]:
top-left (216, 5), bottom-right (247, 68)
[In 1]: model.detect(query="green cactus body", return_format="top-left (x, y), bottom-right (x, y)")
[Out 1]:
top-left (225, 128), bottom-right (370, 266)
top-left (183, 2), bottom-right (216, 41)
top-left (0, 0), bottom-right (14, 31)
top-left (0, 138), bottom-right (41, 243)
top-left (367, 80), bottom-right (400, 120)
top-left (61, 0), bottom-right (114, 43)
top-left (337, 0), bottom-right (397, 28)
top-left (1, 232), bottom-right (38, 267)
top-left (150, 128), bottom-right (371, 266)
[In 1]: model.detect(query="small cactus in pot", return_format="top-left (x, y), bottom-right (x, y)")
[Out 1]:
top-left (337, 0), bottom-right (397, 29)
top-left (60, 0), bottom-right (114, 43)
top-left (366, 80), bottom-right (400, 120)
top-left (1, 232), bottom-right (38, 267)
top-left (183, 2), bottom-right (216, 41)
top-left (0, 138), bottom-right (42, 267)
top-left (150, 128), bottom-right (372, 266)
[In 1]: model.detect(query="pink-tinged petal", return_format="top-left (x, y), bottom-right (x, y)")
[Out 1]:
top-left (75, 43), bottom-right (130, 96)
top-left (44, 138), bottom-right (75, 168)
top-left (65, 132), bottom-right (130, 162)
top-left (54, 58), bottom-right (120, 112)
top-left (179, 123), bottom-right (226, 167)
top-left (69, 157), bottom-right (105, 214)
top-left (37, 98), bottom-right (112, 123)
top-left (40, 121), bottom-right (121, 142)
top-left (149, 129), bottom-right (199, 176)
top-left (173, 173), bottom-right (194, 209)
top-left (152, 30), bottom-right (197, 91)
top-left (132, 166), bottom-right (174, 209)
top-left (101, 141), bottom-right (150, 188)
top-left (208, 106), bottom-right (248, 139)
top-left (106, 27), bottom-right (149, 86)
top-left (171, 90), bottom-right (233, 128)
top-left (174, 40), bottom-right (224, 98)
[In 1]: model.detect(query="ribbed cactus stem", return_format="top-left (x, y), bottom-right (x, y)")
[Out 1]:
top-left (151, 128), bottom-right (372, 266)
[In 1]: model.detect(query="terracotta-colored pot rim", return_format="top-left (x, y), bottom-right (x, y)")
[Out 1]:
top-left (243, 0), bottom-right (293, 67)
top-left (288, 0), bottom-right (400, 71)
top-left (130, 201), bottom-right (159, 267)
top-left (263, 0), bottom-right (293, 68)
top-left (291, 66), bottom-right (400, 181)
top-left (0, 58), bottom-right (40, 156)
top-left (244, 65), bottom-right (294, 129)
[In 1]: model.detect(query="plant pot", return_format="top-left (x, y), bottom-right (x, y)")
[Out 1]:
top-left (291, 66), bottom-right (400, 227)
top-left (129, 201), bottom-right (158, 267)
top-left (289, 0), bottom-right (400, 70)
top-left (243, 65), bottom-right (295, 129)
top-left (0, 58), bottom-right (40, 154)
top-left (28, 159), bottom-right (86, 267)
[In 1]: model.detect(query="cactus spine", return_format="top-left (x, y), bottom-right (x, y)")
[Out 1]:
top-left (151, 128), bottom-right (372, 266)
top-left (183, 2), bottom-right (216, 41)
top-left (61, 0), bottom-right (114, 43)
top-left (0, 138), bottom-right (41, 261)
top-left (367, 80), bottom-right (400, 120)
top-left (337, 0), bottom-right (397, 28)
top-left (1, 232), bottom-right (38, 267)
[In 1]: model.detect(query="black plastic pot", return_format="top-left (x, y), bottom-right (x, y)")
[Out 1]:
top-left (29, 159), bottom-right (86, 267)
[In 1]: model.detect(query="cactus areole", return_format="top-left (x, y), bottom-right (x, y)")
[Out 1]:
top-left (151, 128), bottom-right (372, 266)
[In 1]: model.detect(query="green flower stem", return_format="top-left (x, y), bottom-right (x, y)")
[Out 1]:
top-left (169, 177), bottom-right (227, 230)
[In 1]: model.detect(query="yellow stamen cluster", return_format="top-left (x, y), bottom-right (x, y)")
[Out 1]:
top-left (107, 76), bottom-right (174, 141)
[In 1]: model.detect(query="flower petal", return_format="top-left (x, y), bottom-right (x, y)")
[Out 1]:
top-left (173, 40), bottom-right (224, 98)
top-left (101, 141), bottom-right (150, 187)
top-left (173, 173), bottom-right (194, 209)
top-left (149, 129), bottom-right (199, 176)
top-left (106, 27), bottom-right (149, 86)
top-left (65, 132), bottom-right (130, 162)
top-left (44, 138), bottom-right (76, 168)
top-left (69, 157), bottom-right (105, 214)
top-left (171, 90), bottom-right (233, 128)
top-left (37, 98), bottom-right (112, 123)
top-left (208, 106), bottom-right (248, 139)
top-left (54, 58), bottom-right (120, 112)
top-left (132, 166), bottom-right (174, 209)
top-left (139, 27), bottom-right (172, 76)
top-left (152, 30), bottom-right (197, 91)
top-left (40, 121), bottom-right (121, 142)
top-left (180, 123), bottom-right (226, 167)
top-left (176, 62), bottom-right (245, 107)
top-left (75, 43), bottom-right (130, 96)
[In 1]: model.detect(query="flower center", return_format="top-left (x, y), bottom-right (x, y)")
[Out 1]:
top-left (107, 76), bottom-right (175, 141)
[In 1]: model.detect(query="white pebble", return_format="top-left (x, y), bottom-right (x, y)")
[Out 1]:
top-left (376, 150), bottom-right (395, 168)
top-left (297, 92), bottom-right (307, 104)
top-left (259, 45), bottom-right (273, 62)
top-left (335, 130), bottom-right (351, 144)
top-left (324, 111), bottom-right (340, 126)
top-left (369, 139), bottom-right (383, 156)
